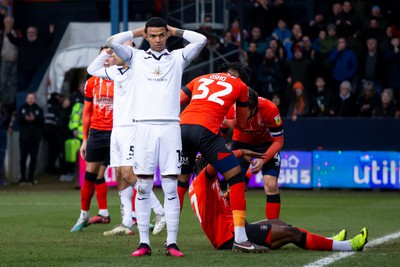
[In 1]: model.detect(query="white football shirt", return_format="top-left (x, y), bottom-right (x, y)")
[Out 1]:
top-left (87, 52), bottom-right (134, 127)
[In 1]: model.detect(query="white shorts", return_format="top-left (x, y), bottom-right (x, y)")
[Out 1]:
top-left (110, 125), bottom-right (136, 167)
top-left (133, 122), bottom-right (182, 176)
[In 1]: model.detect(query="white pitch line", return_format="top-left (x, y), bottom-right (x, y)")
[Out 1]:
top-left (304, 231), bottom-right (400, 267)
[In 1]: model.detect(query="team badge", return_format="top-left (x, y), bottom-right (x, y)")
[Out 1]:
top-left (274, 115), bottom-right (282, 125)
top-left (152, 67), bottom-right (163, 77)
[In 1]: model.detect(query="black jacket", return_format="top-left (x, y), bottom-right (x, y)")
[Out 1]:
top-left (16, 103), bottom-right (44, 141)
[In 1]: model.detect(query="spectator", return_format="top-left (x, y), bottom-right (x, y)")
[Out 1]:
top-left (247, 0), bottom-right (276, 38)
top-left (217, 31), bottom-right (240, 62)
top-left (229, 18), bottom-right (249, 48)
top-left (379, 26), bottom-right (394, 55)
top-left (384, 36), bottom-right (400, 104)
top-left (364, 5), bottom-right (389, 32)
top-left (243, 25), bottom-right (269, 56)
top-left (16, 92), bottom-right (44, 185)
top-left (334, 80), bottom-right (357, 117)
top-left (6, 21), bottom-right (55, 92)
top-left (312, 29), bottom-right (326, 53)
top-left (283, 23), bottom-right (303, 60)
top-left (271, 92), bottom-right (288, 117)
top-left (301, 35), bottom-right (322, 68)
top-left (306, 13), bottom-right (327, 41)
top-left (359, 38), bottom-right (386, 93)
top-left (328, 37), bottom-right (357, 92)
top-left (325, 2), bottom-right (342, 26)
top-left (286, 44), bottom-right (313, 95)
top-left (271, 18), bottom-right (291, 44)
top-left (0, 16), bottom-right (18, 107)
top-left (359, 18), bottom-right (385, 45)
top-left (273, 0), bottom-right (293, 28)
top-left (356, 80), bottom-right (380, 117)
top-left (42, 92), bottom-right (61, 174)
top-left (310, 76), bottom-right (335, 117)
top-left (0, 101), bottom-right (9, 187)
top-left (257, 47), bottom-right (286, 99)
top-left (243, 42), bottom-right (262, 87)
top-left (373, 88), bottom-right (398, 118)
top-left (319, 23), bottom-right (338, 63)
top-left (335, 1), bottom-right (360, 37)
top-left (287, 81), bottom-right (309, 121)
top-left (269, 38), bottom-right (286, 61)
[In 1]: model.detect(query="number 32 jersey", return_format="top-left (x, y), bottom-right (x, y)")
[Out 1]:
top-left (180, 72), bottom-right (248, 134)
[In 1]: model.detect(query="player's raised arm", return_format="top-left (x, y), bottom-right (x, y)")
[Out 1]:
top-left (87, 48), bottom-right (113, 79)
top-left (168, 25), bottom-right (207, 62)
top-left (107, 29), bottom-right (139, 63)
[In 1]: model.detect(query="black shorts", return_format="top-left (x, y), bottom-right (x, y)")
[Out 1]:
top-left (216, 223), bottom-right (272, 250)
top-left (180, 124), bottom-right (239, 175)
top-left (245, 223), bottom-right (272, 248)
top-left (231, 141), bottom-right (281, 178)
top-left (85, 129), bottom-right (111, 164)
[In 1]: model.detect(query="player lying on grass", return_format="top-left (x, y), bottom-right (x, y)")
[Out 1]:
top-left (188, 149), bottom-right (368, 252)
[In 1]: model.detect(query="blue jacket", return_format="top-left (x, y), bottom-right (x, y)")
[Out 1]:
top-left (329, 48), bottom-right (358, 82)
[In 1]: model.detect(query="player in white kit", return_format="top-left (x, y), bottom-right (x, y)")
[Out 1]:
top-left (86, 43), bottom-right (166, 237)
top-left (107, 17), bottom-right (207, 257)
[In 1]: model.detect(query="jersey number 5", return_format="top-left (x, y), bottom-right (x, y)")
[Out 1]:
top-left (191, 78), bottom-right (233, 105)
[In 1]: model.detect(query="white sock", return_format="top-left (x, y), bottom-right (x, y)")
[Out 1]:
top-left (136, 179), bottom-right (153, 245)
top-left (332, 240), bottom-right (353, 251)
top-left (150, 191), bottom-right (165, 216)
top-left (98, 209), bottom-right (109, 217)
top-left (162, 178), bottom-right (180, 245)
top-left (234, 226), bottom-right (247, 243)
top-left (80, 210), bottom-right (89, 219)
top-left (119, 186), bottom-right (133, 228)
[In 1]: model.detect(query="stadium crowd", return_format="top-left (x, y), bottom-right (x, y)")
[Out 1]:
top-left (0, 0), bottom-right (399, 186)
top-left (195, 0), bottom-right (400, 119)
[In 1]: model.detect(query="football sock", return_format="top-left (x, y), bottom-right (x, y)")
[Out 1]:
top-left (162, 178), bottom-right (180, 245)
top-left (136, 179), bottom-right (153, 245)
top-left (81, 171), bottom-right (96, 212)
top-left (80, 210), bottom-right (89, 220)
top-left (150, 191), bottom-right (164, 216)
top-left (95, 177), bottom-right (108, 212)
top-left (177, 180), bottom-right (189, 213)
top-left (298, 232), bottom-right (334, 250)
top-left (266, 193), bottom-right (281, 219)
top-left (120, 186), bottom-right (133, 228)
top-left (332, 240), bottom-right (353, 251)
top-left (228, 174), bottom-right (247, 243)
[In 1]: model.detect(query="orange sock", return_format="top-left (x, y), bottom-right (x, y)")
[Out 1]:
top-left (95, 178), bottom-right (108, 210)
top-left (229, 181), bottom-right (246, 226)
top-left (305, 232), bottom-right (333, 250)
top-left (177, 181), bottom-right (189, 213)
top-left (266, 194), bottom-right (280, 219)
top-left (81, 179), bottom-right (95, 211)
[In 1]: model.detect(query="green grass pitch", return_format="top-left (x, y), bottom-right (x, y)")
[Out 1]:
top-left (1, 187), bottom-right (400, 267)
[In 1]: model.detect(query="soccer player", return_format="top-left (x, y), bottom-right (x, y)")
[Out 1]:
top-left (189, 151), bottom-right (368, 252)
top-left (86, 43), bottom-right (166, 236)
top-left (70, 45), bottom-right (115, 232)
top-left (222, 88), bottom-right (284, 219)
top-left (178, 62), bottom-right (269, 253)
top-left (107, 17), bottom-right (207, 257)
